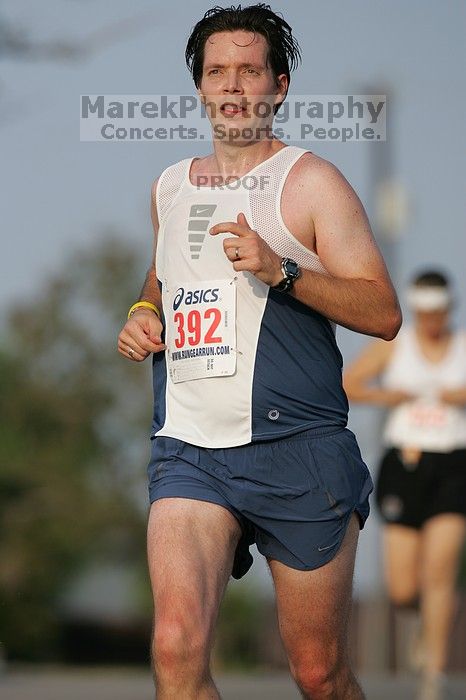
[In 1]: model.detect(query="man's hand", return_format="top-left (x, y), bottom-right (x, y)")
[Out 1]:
top-left (118, 309), bottom-right (165, 362)
top-left (210, 212), bottom-right (283, 287)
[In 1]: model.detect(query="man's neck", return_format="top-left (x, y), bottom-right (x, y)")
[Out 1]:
top-left (205, 138), bottom-right (284, 179)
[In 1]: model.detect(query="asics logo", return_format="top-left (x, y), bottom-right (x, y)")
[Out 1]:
top-left (173, 288), bottom-right (185, 310)
top-left (173, 287), bottom-right (220, 310)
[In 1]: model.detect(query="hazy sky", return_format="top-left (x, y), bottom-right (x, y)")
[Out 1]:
top-left (1, 0), bottom-right (465, 593)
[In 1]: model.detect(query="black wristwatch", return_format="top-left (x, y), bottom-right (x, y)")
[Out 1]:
top-left (272, 257), bottom-right (301, 293)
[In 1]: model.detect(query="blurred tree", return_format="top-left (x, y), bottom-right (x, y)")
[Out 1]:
top-left (0, 231), bottom-right (153, 660)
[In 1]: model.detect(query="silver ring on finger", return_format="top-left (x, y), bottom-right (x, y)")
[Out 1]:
top-left (235, 247), bottom-right (240, 260)
top-left (128, 347), bottom-right (135, 358)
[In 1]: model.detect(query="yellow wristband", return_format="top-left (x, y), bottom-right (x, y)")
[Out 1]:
top-left (127, 301), bottom-right (161, 320)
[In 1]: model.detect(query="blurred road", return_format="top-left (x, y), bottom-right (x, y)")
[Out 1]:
top-left (1, 668), bottom-right (466, 699)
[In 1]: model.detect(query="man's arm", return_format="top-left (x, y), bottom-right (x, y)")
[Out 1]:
top-left (210, 155), bottom-right (402, 341)
top-left (289, 157), bottom-right (401, 340)
top-left (137, 178), bottom-right (163, 309)
top-left (117, 178), bottom-right (165, 362)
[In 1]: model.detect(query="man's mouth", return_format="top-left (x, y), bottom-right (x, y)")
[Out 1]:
top-left (220, 102), bottom-right (247, 116)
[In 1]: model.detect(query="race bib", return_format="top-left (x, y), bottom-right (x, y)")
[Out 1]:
top-left (384, 397), bottom-right (466, 452)
top-left (406, 400), bottom-right (448, 429)
top-left (401, 399), bottom-right (461, 451)
top-left (165, 279), bottom-right (237, 383)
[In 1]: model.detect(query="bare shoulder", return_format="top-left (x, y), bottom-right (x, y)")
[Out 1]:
top-left (288, 151), bottom-right (360, 202)
top-left (281, 151), bottom-right (371, 262)
top-left (286, 150), bottom-right (385, 282)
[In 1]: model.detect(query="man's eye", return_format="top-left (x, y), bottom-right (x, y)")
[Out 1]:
top-left (247, 69), bottom-right (259, 74)
top-left (209, 69), bottom-right (220, 75)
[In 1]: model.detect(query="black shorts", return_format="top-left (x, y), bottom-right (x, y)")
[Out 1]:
top-left (376, 447), bottom-right (466, 529)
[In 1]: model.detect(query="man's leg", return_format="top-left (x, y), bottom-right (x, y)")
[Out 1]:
top-left (147, 497), bottom-right (243, 699)
top-left (267, 512), bottom-right (363, 700)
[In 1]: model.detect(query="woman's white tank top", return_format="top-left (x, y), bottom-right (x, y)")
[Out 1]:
top-left (381, 327), bottom-right (466, 452)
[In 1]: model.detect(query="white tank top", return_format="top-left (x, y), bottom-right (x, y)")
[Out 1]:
top-left (381, 327), bottom-right (466, 451)
top-left (151, 145), bottom-right (349, 448)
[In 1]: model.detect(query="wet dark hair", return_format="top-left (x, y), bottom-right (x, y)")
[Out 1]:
top-left (185, 4), bottom-right (301, 109)
top-left (412, 270), bottom-right (450, 288)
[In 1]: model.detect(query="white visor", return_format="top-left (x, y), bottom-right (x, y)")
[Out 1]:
top-left (406, 286), bottom-right (452, 311)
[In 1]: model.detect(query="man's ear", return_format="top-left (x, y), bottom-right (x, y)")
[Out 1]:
top-left (274, 73), bottom-right (288, 109)
top-left (197, 88), bottom-right (205, 105)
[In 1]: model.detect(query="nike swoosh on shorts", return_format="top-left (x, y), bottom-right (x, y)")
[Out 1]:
top-left (317, 541), bottom-right (339, 552)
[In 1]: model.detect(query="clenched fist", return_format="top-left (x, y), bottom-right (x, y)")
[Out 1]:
top-left (117, 308), bottom-right (165, 362)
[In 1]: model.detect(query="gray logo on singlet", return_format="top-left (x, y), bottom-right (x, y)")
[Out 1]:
top-left (188, 204), bottom-right (217, 259)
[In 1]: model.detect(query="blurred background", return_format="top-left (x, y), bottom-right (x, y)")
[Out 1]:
top-left (1, 0), bottom-right (465, 697)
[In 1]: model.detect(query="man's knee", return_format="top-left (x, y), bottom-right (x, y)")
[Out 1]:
top-left (292, 657), bottom-right (350, 698)
top-left (152, 618), bottom-right (210, 676)
top-left (289, 641), bottom-right (344, 698)
top-left (294, 664), bottom-right (335, 697)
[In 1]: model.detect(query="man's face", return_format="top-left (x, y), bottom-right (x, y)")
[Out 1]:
top-left (198, 30), bottom-right (287, 143)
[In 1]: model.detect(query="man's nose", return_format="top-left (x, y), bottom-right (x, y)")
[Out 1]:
top-left (223, 70), bottom-right (243, 93)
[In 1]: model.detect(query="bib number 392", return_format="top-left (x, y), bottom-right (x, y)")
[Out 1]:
top-left (166, 279), bottom-right (236, 383)
top-left (173, 307), bottom-right (222, 348)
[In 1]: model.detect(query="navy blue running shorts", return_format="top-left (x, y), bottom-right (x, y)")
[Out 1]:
top-left (147, 426), bottom-right (373, 579)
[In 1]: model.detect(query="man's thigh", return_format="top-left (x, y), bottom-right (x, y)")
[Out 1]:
top-left (267, 512), bottom-right (360, 669)
top-left (147, 497), bottom-right (242, 642)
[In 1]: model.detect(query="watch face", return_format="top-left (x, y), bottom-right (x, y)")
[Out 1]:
top-left (272, 258), bottom-right (300, 292)
top-left (283, 258), bottom-right (300, 279)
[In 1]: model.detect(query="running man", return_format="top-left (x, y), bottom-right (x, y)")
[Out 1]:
top-left (117, 5), bottom-right (401, 698)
